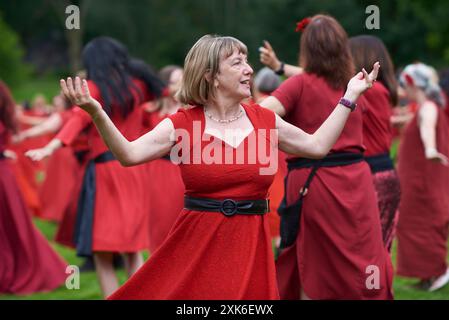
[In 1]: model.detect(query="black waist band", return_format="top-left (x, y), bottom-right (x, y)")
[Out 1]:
top-left (184, 196), bottom-right (269, 217)
top-left (0, 152), bottom-right (5, 160)
top-left (287, 152), bottom-right (364, 171)
top-left (74, 151), bottom-right (116, 257)
top-left (365, 153), bottom-right (394, 173)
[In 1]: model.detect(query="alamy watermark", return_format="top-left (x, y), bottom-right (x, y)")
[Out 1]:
top-left (65, 265), bottom-right (80, 290)
top-left (65, 5), bottom-right (80, 30)
top-left (365, 5), bottom-right (380, 30)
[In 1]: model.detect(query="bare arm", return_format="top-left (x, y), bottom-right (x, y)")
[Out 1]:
top-left (25, 138), bottom-right (63, 161)
top-left (59, 77), bottom-right (175, 166)
top-left (259, 40), bottom-right (303, 78)
top-left (418, 102), bottom-right (448, 165)
top-left (262, 63), bottom-right (380, 158)
top-left (15, 113), bottom-right (63, 143)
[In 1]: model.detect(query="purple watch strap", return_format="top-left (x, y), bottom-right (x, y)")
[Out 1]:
top-left (339, 98), bottom-right (356, 111)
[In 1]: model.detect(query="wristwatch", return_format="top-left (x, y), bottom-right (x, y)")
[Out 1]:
top-left (339, 97), bottom-right (357, 112)
top-left (274, 62), bottom-right (285, 76)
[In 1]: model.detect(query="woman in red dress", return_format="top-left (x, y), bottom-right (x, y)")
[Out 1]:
top-left (261, 15), bottom-right (393, 299)
top-left (26, 37), bottom-right (165, 297)
top-left (396, 63), bottom-right (449, 292)
top-left (142, 65), bottom-right (185, 253)
top-left (349, 35), bottom-right (401, 252)
top-left (58, 34), bottom-right (378, 299)
top-left (0, 80), bottom-right (67, 295)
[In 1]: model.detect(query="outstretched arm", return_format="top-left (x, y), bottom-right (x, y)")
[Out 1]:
top-left (14, 113), bottom-right (63, 143)
top-left (271, 63), bottom-right (380, 158)
top-left (59, 77), bottom-right (175, 166)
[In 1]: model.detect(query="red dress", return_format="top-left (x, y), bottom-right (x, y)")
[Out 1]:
top-left (109, 104), bottom-right (279, 299)
top-left (362, 82), bottom-right (401, 252)
top-left (38, 110), bottom-right (79, 222)
top-left (142, 110), bottom-right (185, 253)
top-left (396, 104), bottom-right (449, 279)
top-left (272, 73), bottom-right (393, 299)
top-left (0, 122), bottom-right (67, 294)
top-left (55, 79), bottom-right (153, 253)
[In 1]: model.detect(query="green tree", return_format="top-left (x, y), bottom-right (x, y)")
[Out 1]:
top-left (0, 13), bottom-right (30, 86)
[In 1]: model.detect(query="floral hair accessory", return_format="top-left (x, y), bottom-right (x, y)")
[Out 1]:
top-left (295, 17), bottom-right (311, 33)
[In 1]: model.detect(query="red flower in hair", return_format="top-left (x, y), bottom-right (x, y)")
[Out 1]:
top-left (295, 17), bottom-right (311, 33)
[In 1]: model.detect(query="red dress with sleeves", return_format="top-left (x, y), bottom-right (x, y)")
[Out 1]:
top-left (54, 79), bottom-right (154, 253)
top-left (272, 73), bottom-right (393, 299)
top-left (0, 122), bottom-right (67, 294)
top-left (109, 104), bottom-right (280, 299)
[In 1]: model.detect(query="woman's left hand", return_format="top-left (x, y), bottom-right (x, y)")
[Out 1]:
top-left (345, 62), bottom-right (380, 101)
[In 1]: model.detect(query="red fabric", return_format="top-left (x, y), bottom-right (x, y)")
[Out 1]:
top-left (143, 110), bottom-right (185, 253)
top-left (272, 73), bottom-right (393, 299)
top-left (109, 104), bottom-right (280, 299)
top-left (0, 122), bottom-right (67, 294)
top-left (396, 105), bottom-right (449, 279)
top-left (38, 111), bottom-right (79, 222)
top-left (54, 79), bottom-right (155, 252)
top-left (361, 82), bottom-right (394, 156)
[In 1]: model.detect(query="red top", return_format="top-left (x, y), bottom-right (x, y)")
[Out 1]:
top-left (0, 122), bottom-right (9, 153)
top-left (168, 104), bottom-right (276, 200)
top-left (271, 73), bottom-right (366, 157)
top-left (56, 79), bottom-right (154, 159)
top-left (361, 82), bottom-right (394, 156)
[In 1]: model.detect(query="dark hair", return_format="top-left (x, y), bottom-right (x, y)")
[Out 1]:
top-left (299, 14), bottom-right (355, 90)
top-left (82, 37), bottom-right (164, 117)
top-left (0, 80), bottom-right (18, 133)
top-left (349, 35), bottom-right (398, 105)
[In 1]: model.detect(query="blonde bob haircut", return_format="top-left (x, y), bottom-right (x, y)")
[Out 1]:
top-left (176, 34), bottom-right (247, 106)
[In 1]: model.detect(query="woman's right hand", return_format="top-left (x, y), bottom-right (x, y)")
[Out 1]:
top-left (259, 40), bottom-right (282, 71)
top-left (60, 77), bottom-right (102, 117)
top-left (345, 62), bottom-right (380, 102)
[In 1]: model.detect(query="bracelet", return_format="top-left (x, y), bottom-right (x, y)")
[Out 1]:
top-left (338, 97), bottom-right (357, 112)
top-left (274, 62), bottom-right (285, 76)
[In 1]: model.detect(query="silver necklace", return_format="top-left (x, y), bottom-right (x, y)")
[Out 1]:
top-left (204, 106), bottom-right (244, 124)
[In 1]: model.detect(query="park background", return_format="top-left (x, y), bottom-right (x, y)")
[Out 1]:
top-left (1, 0), bottom-right (449, 299)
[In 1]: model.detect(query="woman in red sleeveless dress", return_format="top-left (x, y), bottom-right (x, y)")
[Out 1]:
top-left (0, 81), bottom-right (67, 295)
top-left (59, 34), bottom-right (378, 299)
top-left (396, 63), bottom-right (449, 292)
top-left (261, 15), bottom-right (393, 299)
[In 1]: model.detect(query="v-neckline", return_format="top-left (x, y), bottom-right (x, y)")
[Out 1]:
top-left (201, 103), bottom-right (256, 150)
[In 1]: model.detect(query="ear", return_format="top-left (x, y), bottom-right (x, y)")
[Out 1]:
top-left (204, 69), bottom-right (213, 83)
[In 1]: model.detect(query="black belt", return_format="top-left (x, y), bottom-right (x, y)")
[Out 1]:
top-left (278, 152), bottom-right (364, 250)
top-left (184, 196), bottom-right (269, 216)
top-left (73, 151), bottom-right (116, 257)
top-left (0, 152), bottom-right (5, 160)
top-left (365, 153), bottom-right (394, 173)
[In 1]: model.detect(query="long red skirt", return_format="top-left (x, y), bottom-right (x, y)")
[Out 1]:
top-left (109, 211), bottom-right (279, 300)
top-left (0, 160), bottom-right (67, 294)
top-left (276, 162), bottom-right (393, 299)
top-left (38, 148), bottom-right (79, 222)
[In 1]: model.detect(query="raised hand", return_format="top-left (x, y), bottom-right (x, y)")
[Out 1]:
top-left (346, 62), bottom-right (380, 101)
top-left (60, 77), bottom-right (102, 116)
top-left (259, 40), bottom-right (282, 71)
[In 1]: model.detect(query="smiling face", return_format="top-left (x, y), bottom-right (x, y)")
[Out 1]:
top-left (213, 49), bottom-right (253, 102)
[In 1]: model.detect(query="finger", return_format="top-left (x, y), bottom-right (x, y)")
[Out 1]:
top-left (369, 62), bottom-right (380, 81)
top-left (67, 77), bottom-right (76, 99)
top-left (75, 77), bottom-right (83, 98)
top-left (263, 40), bottom-right (274, 52)
top-left (60, 79), bottom-right (70, 98)
top-left (259, 47), bottom-right (269, 55)
top-left (362, 68), bottom-right (369, 80)
top-left (82, 79), bottom-right (91, 97)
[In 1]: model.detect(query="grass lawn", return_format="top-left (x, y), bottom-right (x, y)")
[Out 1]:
top-left (0, 218), bottom-right (448, 300)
